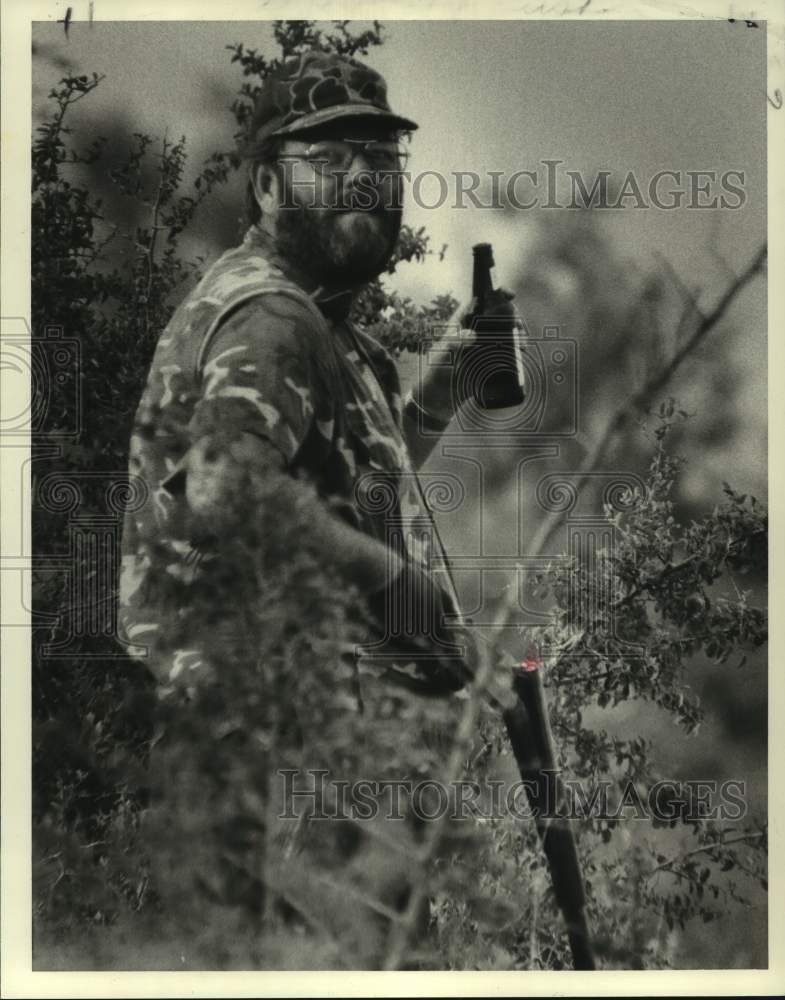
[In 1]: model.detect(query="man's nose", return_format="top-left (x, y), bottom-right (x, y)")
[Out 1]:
top-left (344, 149), bottom-right (375, 181)
top-left (343, 152), bottom-right (403, 210)
top-left (341, 153), bottom-right (376, 208)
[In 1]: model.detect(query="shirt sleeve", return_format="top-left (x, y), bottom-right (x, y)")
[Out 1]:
top-left (188, 292), bottom-right (336, 469)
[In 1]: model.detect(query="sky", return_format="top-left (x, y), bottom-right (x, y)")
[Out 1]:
top-left (31, 18), bottom-right (768, 489)
top-left (31, 18), bottom-right (767, 286)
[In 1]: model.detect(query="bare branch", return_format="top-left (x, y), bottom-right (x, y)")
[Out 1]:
top-left (653, 250), bottom-right (704, 320)
top-left (637, 244), bottom-right (766, 409)
top-left (493, 243), bottom-right (767, 636)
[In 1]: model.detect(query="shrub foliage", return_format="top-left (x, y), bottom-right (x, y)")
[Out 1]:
top-left (31, 21), bottom-right (767, 970)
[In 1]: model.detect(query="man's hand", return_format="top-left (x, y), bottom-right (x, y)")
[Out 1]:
top-left (416, 286), bottom-right (522, 419)
top-left (183, 429), bottom-right (477, 693)
top-left (183, 429), bottom-right (407, 593)
top-left (365, 558), bottom-right (478, 693)
top-left (402, 286), bottom-right (523, 467)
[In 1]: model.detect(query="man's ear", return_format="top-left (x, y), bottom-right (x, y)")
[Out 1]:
top-left (250, 162), bottom-right (280, 218)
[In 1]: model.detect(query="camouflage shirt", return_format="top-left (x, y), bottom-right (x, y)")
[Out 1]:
top-left (119, 225), bottom-right (473, 701)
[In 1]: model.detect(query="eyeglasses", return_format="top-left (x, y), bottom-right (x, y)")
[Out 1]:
top-left (283, 137), bottom-right (411, 175)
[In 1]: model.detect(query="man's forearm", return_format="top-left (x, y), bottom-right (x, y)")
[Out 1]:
top-left (185, 431), bottom-right (405, 594)
top-left (302, 485), bottom-right (406, 592)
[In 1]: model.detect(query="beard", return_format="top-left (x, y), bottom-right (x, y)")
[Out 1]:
top-left (274, 173), bottom-right (402, 288)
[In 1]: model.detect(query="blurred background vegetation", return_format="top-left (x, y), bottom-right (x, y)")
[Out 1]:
top-left (30, 19), bottom-right (767, 969)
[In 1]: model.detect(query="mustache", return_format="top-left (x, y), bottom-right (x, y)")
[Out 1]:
top-left (330, 195), bottom-right (402, 214)
top-left (330, 179), bottom-right (404, 215)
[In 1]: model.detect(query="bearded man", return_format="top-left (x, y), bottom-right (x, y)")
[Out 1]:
top-left (120, 50), bottom-right (523, 703)
top-left (118, 53), bottom-right (525, 955)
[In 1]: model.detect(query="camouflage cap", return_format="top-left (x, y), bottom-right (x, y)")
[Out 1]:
top-left (246, 50), bottom-right (418, 149)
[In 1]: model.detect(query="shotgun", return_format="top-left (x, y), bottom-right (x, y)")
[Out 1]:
top-left (501, 654), bottom-right (596, 970)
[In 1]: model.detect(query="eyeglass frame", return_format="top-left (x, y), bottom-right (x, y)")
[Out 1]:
top-left (277, 134), bottom-right (412, 176)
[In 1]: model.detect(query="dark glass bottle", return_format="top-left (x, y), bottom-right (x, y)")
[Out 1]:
top-left (466, 243), bottom-right (526, 409)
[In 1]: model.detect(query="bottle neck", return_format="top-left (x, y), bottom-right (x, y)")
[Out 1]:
top-left (472, 249), bottom-right (495, 309)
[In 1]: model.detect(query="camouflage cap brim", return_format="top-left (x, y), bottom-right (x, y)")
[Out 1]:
top-left (269, 103), bottom-right (418, 138)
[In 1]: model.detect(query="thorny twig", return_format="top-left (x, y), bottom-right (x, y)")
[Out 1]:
top-left (140, 133), bottom-right (169, 336)
top-left (645, 831), bottom-right (766, 880)
top-left (504, 244), bottom-right (767, 596)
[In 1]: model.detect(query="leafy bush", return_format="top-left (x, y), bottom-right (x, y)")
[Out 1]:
top-left (442, 414), bottom-right (767, 969)
top-left (31, 20), bottom-right (767, 970)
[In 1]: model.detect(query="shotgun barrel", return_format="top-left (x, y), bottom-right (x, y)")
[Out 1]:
top-left (502, 664), bottom-right (596, 970)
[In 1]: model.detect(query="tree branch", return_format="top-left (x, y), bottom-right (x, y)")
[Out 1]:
top-left (492, 244), bottom-right (767, 635)
top-left (635, 244), bottom-right (767, 411)
top-left (611, 524), bottom-right (765, 611)
top-left (645, 831), bottom-right (765, 880)
top-left (141, 132), bottom-right (170, 334)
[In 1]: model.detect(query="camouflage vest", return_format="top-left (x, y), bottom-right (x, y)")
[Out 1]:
top-left (119, 230), bottom-right (466, 697)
